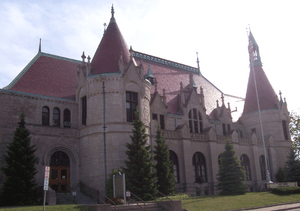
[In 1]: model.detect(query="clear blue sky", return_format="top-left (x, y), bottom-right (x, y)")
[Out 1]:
top-left (1, 0), bottom-right (299, 113)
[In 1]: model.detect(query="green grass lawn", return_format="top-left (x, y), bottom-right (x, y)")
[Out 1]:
top-left (1, 192), bottom-right (300, 211)
top-left (0, 205), bottom-right (87, 211)
top-left (181, 192), bottom-right (300, 211)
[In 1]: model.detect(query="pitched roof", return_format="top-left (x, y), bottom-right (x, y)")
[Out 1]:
top-left (90, 8), bottom-right (130, 75)
top-left (243, 65), bottom-right (278, 115)
top-left (4, 52), bottom-right (80, 99)
top-left (134, 51), bottom-right (244, 117)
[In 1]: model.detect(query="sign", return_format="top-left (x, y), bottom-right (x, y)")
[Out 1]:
top-left (115, 175), bottom-right (123, 197)
top-left (72, 192), bottom-right (76, 196)
top-left (43, 178), bottom-right (49, 191)
top-left (45, 166), bottom-right (50, 179)
top-left (267, 182), bottom-right (298, 189)
top-left (126, 191), bottom-right (131, 197)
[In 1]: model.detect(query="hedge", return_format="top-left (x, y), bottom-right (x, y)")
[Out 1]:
top-left (271, 186), bottom-right (300, 195)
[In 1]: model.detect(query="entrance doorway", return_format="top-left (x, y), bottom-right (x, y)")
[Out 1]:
top-left (49, 151), bottom-right (70, 192)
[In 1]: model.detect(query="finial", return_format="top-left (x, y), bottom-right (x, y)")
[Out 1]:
top-left (87, 55), bottom-right (91, 63)
top-left (155, 80), bottom-right (158, 93)
top-left (279, 90), bottom-right (282, 101)
top-left (111, 4), bottom-right (115, 18)
top-left (81, 51), bottom-right (86, 63)
top-left (221, 93), bottom-right (224, 106)
top-left (180, 81), bottom-right (183, 90)
top-left (228, 102), bottom-right (231, 110)
top-left (196, 52), bottom-right (201, 75)
top-left (103, 23), bottom-right (107, 34)
top-left (163, 88), bottom-right (166, 97)
top-left (39, 38), bottom-right (41, 53)
top-left (217, 100), bottom-right (219, 108)
top-left (200, 86), bottom-right (203, 94)
top-left (129, 46), bottom-right (133, 59)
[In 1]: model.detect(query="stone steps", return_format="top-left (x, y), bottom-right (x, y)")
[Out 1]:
top-left (113, 202), bottom-right (166, 211)
top-left (56, 192), bottom-right (97, 205)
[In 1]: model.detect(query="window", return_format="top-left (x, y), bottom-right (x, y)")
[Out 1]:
top-left (227, 124), bottom-right (231, 132)
top-left (42, 106), bottom-right (50, 125)
top-left (193, 152), bottom-right (207, 183)
top-left (64, 109), bottom-right (71, 127)
top-left (126, 92), bottom-right (138, 122)
top-left (53, 108), bottom-right (60, 127)
top-left (160, 114), bottom-right (165, 130)
top-left (169, 150), bottom-right (180, 183)
top-left (50, 151), bottom-right (70, 166)
top-left (152, 113), bottom-right (157, 120)
top-left (282, 120), bottom-right (289, 140)
top-left (81, 96), bottom-right (87, 126)
top-left (259, 155), bottom-right (266, 180)
top-left (188, 109), bottom-right (203, 133)
top-left (240, 154), bottom-right (251, 180)
top-left (222, 124), bottom-right (226, 135)
top-left (239, 131), bottom-right (243, 138)
top-left (251, 128), bottom-right (256, 134)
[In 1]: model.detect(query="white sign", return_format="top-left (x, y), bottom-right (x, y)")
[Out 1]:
top-left (126, 191), bottom-right (131, 197)
top-left (45, 166), bottom-right (50, 179)
top-left (72, 192), bottom-right (76, 196)
top-left (43, 178), bottom-right (49, 191)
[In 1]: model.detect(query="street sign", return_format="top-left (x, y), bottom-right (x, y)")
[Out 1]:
top-left (44, 178), bottom-right (49, 191)
top-left (45, 166), bottom-right (50, 179)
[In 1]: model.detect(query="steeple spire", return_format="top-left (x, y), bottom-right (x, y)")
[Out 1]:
top-left (110, 4), bottom-right (115, 23)
top-left (249, 31), bottom-right (262, 67)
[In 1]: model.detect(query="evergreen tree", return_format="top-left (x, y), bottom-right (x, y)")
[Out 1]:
top-left (275, 167), bottom-right (285, 182)
top-left (217, 140), bottom-right (247, 195)
top-left (284, 147), bottom-right (300, 183)
top-left (0, 112), bottom-right (38, 206)
top-left (123, 110), bottom-right (156, 201)
top-left (154, 127), bottom-right (175, 196)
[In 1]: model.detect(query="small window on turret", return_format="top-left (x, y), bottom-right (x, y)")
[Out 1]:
top-left (282, 120), bottom-right (289, 140)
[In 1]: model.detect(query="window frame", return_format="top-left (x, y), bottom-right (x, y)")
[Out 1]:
top-left (169, 150), bottom-right (180, 183)
top-left (188, 109), bottom-right (203, 133)
top-left (126, 91), bottom-right (138, 122)
top-left (42, 106), bottom-right (50, 126)
top-left (193, 152), bottom-right (207, 183)
top-left (240, 154), bottom-right (252, 181)
top-left (63, 109), bottom-right (71, 128)
top-left (53, 107), bottom-right (60, 127)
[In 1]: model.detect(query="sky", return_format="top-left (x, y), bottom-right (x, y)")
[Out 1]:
top-left (0, 0), bottom-right (299, 113)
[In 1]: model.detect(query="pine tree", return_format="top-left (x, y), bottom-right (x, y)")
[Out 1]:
top-left (0, 112), bottom-right (38, 206)
top-left (123, 110), bottom-right (156, 201)
top-left (154, 127), bottom-right (175, 196)
top-left (217, 140), bottom-right (247, 195)
top-left (284, 147), bottom-right (300, 183)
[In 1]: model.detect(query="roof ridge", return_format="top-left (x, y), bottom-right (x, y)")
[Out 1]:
top-left (133, 51), bottom-right (199, 74)
top-left (40, 52), bottom-right (81, 63)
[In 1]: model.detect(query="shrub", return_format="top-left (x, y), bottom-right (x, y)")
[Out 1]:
top-left (271, 186), bottom-right (300, 195)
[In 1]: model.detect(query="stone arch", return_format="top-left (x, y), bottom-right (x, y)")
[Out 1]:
top-left (43, 143), bottom-right (80, 191)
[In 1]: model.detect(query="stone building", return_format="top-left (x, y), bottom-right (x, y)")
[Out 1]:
top-left (0, 7), bottom-right (291, 197)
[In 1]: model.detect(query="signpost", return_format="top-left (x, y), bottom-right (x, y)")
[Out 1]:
top-left (113, 173), bottom-right (126, 204)
top-left (43, 166), bottom-right (50, 211)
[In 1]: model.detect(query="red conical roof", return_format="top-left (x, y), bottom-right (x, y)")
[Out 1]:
top-left (243, 65), bottom-right (278, 115)
top-left (90, 8), bottom-right (130, 75)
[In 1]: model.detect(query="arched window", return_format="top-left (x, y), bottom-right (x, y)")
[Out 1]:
top-left (42, 106), bottom-right (49, 125)
top-left (169, 150), bottom-right (180, 183)
top-left (193, 152), bottom-right (207, 183)
top-left (63, 109), bottom-right (71, 127)
top-left (188, 108), bottom-right (203, 133)
top-left (240, 154), bottom-right (251, 180)
top-left (50, 151), bottom-right (70, 166)
top-left (259, 155), bottom-right (266, 180)
top-left (53, 108), bottom-right (60, 127)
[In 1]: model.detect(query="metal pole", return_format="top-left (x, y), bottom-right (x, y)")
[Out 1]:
top-left (249, 35), bottom-right (272, 183)
top-left (103, 80), bottom-right (108, 193)
top-left (43, 190), bottom-right (46, 211)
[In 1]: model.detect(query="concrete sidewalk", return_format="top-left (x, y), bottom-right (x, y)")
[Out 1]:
top-left (246, 202), bottom-right (300, 211)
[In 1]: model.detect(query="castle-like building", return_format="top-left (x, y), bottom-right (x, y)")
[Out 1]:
top-left (0, 7), bottom-right (291, 197)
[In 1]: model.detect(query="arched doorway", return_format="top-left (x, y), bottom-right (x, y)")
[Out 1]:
top-left (49, 151), bottom-right (70, 192)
